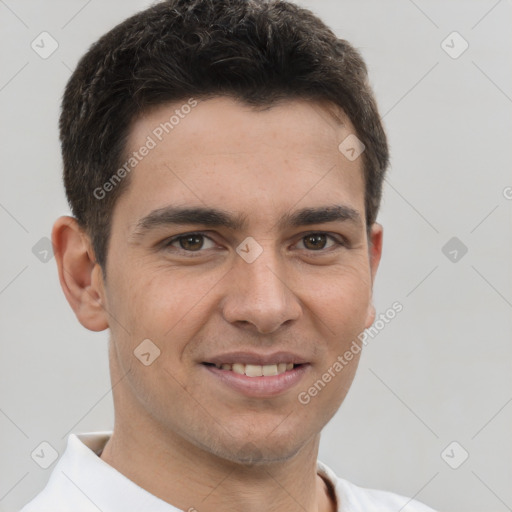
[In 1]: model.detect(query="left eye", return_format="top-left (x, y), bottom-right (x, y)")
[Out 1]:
top-left (166, 233), bottom-right (216, 251)
top-left (297, 233), bottom-right (339, 251)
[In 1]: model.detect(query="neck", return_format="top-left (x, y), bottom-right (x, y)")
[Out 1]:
top-left (100, 410), bottom-right (334, 512)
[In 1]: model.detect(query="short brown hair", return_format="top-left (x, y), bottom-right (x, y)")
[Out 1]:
top-left (60, 0), bottom-right (389, 272)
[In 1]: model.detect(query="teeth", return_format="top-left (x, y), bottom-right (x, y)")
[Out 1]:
top-left (213, 362), bottom-right (297, 377)
top-left (232, 363), bottom-right (245, 375)
top-left (262, 364), bottom-right (278, 376)
top-left (245, 364), bottom-right (263, 377)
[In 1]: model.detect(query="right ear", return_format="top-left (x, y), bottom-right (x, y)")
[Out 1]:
top-left (52, 216), bottom-right (109, 331)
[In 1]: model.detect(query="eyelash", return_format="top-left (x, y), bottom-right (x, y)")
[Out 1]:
top-left (161, 231), bottom-right (347, 256)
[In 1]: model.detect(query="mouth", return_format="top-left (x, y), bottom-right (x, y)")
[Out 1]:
top-left (202, 362), bottom-right (302, 377)
top-left (200, 355), bottom-right (310, 397)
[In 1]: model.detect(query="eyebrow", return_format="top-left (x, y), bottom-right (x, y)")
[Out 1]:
top-left (130, 204), bottom-right (362, 240)
top-left (277, 205), bottom-right (361, 230)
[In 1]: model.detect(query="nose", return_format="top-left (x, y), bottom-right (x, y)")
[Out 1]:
top-left (220, 249), bottom-right (302, 335)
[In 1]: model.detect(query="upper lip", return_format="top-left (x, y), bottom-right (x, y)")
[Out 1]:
top-left (203, 351), bottom-right (310, 366)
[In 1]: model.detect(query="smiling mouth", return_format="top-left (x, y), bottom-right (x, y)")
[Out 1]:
top-left (202, 362), bottom-right (302, 377)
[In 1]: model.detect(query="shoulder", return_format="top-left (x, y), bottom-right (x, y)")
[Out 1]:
top-left (19, 432), bottom-right (113, 512)
top-left (19, 470), bottom-right (99, 512)
top-left (317, 461), bottom-right (437, 512)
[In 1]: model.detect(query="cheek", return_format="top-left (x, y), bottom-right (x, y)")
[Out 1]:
top-left (104, 268), bottom-right (204, 404)
top-left (106, 264), bottom-right (220, 356)
top-left (300, 262), bottom-right (373, 335)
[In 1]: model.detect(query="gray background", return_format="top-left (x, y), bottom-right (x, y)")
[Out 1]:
top-left (1, 1), bottom-right (511, 511)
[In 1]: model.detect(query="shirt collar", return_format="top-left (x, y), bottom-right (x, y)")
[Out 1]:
top-left (61, 432), bottom-right (178, 511)
top-left (61, 432), bottom-right (344, 511)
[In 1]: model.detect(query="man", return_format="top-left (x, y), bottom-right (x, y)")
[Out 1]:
top-left (21, 0), bottom-right (436, 510)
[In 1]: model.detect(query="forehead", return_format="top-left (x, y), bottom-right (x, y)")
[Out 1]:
top-left (113, 97), bottom-right (366, 230)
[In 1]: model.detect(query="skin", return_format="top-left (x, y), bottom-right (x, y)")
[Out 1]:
top-left (53, 97), bottom-right (382, 512)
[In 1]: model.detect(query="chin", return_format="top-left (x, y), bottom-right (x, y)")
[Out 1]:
top-left (203, 431), bottom-right (306, 467)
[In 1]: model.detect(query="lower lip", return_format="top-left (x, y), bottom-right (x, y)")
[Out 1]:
top-left (202, 364), bottom-right (310, 398)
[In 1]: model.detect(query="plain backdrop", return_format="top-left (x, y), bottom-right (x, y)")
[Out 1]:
top-left (1, 1), bottom-right (511, 511)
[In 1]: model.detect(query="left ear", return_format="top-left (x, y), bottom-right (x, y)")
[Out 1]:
top-left (364, 222), bottom-right (383, 328)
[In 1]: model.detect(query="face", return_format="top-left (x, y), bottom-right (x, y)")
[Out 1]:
top-left (100, 97), bottom-right (381, 464)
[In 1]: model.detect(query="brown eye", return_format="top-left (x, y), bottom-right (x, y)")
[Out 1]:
top-left (162, 232), bottom-right (218, 255)
top-left (302, 233), bottom-right (328, 250)
top-left (297, 233), bottom-right (343, 252)
top-left (178, 234), bottom-right (205, 251)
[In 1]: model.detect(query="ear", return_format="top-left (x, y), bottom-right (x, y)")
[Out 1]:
top-left (52, 216), bottom-right (109, 331)
top-left (364, 222), bottom-right (383, 329)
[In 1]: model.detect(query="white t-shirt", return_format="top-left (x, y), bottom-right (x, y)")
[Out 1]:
top-left (20, 432), bottom-right (436, 512)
